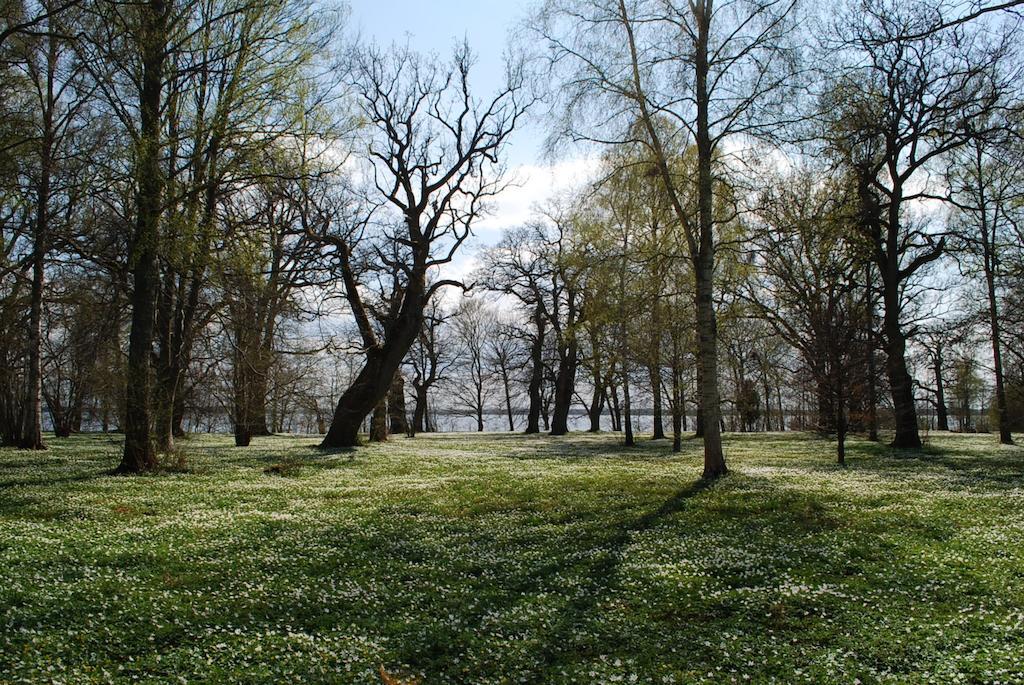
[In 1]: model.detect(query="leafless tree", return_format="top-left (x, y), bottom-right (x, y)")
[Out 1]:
top-left (314, 43), bottom-right (527, 447)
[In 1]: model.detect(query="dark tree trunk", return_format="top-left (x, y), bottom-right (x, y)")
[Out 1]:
top-left (609, 379), bottom-right (621, 431)
top-left (412, 381), bottom-right (428, 434)
top-left (500, 367), bottom-right (515, 432)
top-left (587, 385), bottom-right (604, 432)
top-left (882, 279), bottom-right (922, 448)
top-left (321, 274), bottom-right (426, 447)
top-left (933, 354), bottom-right (949, 432)
top-left (20, 189), bottom-right (46, 451)
top-left (549, 339), bottom-right (577, 436)
top-left (388, 373), bottom-right (409, 436)
top-left (117, 0), bottom-right (169, 473)
top-left (18, 33), bottom-right (57, 452)
top-left (622, 366), bottom-right (634, 447)
top-left (369, 399), bottom-right (388, 442)
top-left (649, 362), bottom-right (665, 440)
top-left (525, 306), bottom-right (545, 434)
top-left (864, 268), bottom-right (879, 441)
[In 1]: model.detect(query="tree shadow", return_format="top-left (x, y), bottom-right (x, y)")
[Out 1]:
top-left (378, 477), bottom-right (717, 678)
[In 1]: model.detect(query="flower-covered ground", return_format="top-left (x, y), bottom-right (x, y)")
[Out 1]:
top-left (1, 431), bottom-right (1022, 684)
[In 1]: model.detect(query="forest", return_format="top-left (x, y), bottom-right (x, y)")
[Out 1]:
top-left (2, 0), bottom-right (1024, 682)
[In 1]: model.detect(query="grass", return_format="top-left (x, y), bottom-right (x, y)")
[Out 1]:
top-left (1, 430), bottom-right (1023, 684)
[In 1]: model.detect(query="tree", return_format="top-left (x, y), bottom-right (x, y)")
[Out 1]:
top-left (479, 226), bottom-right (553, 434)
top-left (820, 0), bottom-right (1020, 448)
top-left (13, 0), bottom-right (95, 449)
top-left (151, 0), bottom-right (335, 452)
top-left (535, 0), bottom-right (802, 477)
top-left (316, 44), bottom-right (526, 448)
top-left (748, 166), bottom-right (870, 462)
top-left (948, 129), bottom-right (1023, 444)
top-left (449, 297), bottom-right (494, 432)
top-left (486, 321), bottom-right (524, 432)
top-left (407, 297), bottom-right (456, 434)
top-left (951, 353), bottom-right (985, 431)
top-left (113, 0), bottom-right (174, 472)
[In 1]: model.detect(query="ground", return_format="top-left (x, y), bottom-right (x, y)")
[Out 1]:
top-left (1, 431), bottom-right (1023, 684)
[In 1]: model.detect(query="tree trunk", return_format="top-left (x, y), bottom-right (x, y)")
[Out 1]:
top-left (321, 277), bottom-right (426, 447)
top-left (117, 0), bottom-right (169, 473)
top-left (388, 373), bottom-right (409, 436)
top-left (622, 367), bottom-right (635, 447)
top-left (671, 347), bottom-right (682, 452)
top-left (501, 367), bottom-right (515, 432)
top-left (982, 209), bottom-right (1013, 444)
top-left (549, 341), bottom-right (576, 436)
top-left (587, 385), bottom-right (604, 432)
top-left (649, 362), bottom-right (665, 440)
top-left (609, 379), bottom-right (621, 431)
top-left (525, 306), bottom-right (545, 434)
top-left (19, 180), bottom-right (46, 451)
top-left (412, 382), bottom-right (428, 434)
top-left (933, 353), bottom-right (949, 432)
top-left (882, 278), bottom-right (922, 448)
top-left (693, 1), bottom-right (726, 478)
top-left (18, 32), bottom-right (56, 452)
top-left (369, 399), bottom-right (388, 442)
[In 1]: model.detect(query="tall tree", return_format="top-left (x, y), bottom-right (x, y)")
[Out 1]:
top-left (317, 44), bottom-right (526, 447)
top-left (535, 0), bottom-right (802, 476)
top-left (948, 130), bottom-right (1023, 444)
top-left (820, 0), bottom-right (1020, 448)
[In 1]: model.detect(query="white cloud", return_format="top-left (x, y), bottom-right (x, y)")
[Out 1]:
top-left (471, 156), bottom-right (600, 240)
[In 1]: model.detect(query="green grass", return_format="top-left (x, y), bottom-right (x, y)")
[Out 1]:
top-left (2, 431), bottom-right (1023, 684)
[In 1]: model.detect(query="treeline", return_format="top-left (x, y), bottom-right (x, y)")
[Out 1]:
top-left (1, 0), bottom-right (1022, 476)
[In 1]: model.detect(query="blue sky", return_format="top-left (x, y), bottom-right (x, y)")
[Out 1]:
top-left (349, 0), bottom-right (540, 167)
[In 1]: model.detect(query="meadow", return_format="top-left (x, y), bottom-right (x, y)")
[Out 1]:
top-left (1, 431), bottom-right (1022, 684)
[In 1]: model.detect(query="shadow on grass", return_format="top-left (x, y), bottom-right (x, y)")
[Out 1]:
top-left (841, 436), bottom-right (1024, 489)
top-left (381, 477), bottom-right (718, 678)
top-left (427, 431), bottom-right (706, 463)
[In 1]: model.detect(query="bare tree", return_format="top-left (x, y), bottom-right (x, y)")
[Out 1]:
top-left (315, 43), bottom-right (527, 447)
top-left (449, 297), bottom-right (494, 431)
top-left (407, 296), bottom-right (456, 434)
top-left (486, 321), bottom-right (525, 432)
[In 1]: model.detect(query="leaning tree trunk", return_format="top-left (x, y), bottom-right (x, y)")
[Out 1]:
top-left (321, 276), bottom-right (426, 447)
top-left (117, 0), bottom-right (169, 473)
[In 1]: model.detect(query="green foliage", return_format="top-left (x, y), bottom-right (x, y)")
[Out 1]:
top-left (1, 431), bottom-right (1023, 683)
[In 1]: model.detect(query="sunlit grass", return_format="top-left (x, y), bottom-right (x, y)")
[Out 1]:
top-left (1, 430), bottom-right (1023, 683)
